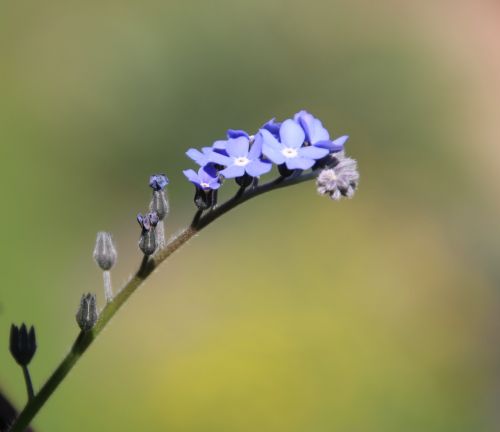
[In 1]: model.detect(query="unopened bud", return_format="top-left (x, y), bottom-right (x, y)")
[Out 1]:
top-left (149, 174), bottom-right (169, 191)
top-left (76, 293), bottom-right (98, 332)
top-left (139, 230), bottom-right (157, 255)
top-left (10, 324), bottom-right (37, 366)
top-left (150, 191), bottom-right (169, 220)
top-left (93, 232), bottom-right (117, 271)
top-left (194, 188), bottom-right (217, 210)
top-left (137, 212), bottom-right (159, 255)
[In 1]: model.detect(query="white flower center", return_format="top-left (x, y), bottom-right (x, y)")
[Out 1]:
top-left (200, 182), bottom-right (210, 189)
top-left (282, 147), bottom-right (298, 158)
top-left (234, 156), bottom-right (250, 166)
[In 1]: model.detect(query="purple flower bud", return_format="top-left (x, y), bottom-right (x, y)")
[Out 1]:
top-left (149, 174), bottom-right (169, 191)
top-left (137, 212), bottom-right (159, 255)
top-left (137, 212), bottom-right (159, 232)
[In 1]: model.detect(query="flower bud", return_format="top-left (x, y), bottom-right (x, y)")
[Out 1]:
top-left (150, 191), bottom-right (169, 220)
top-left (194, 188), bottom-right (217, 210)
top-left (76, 293), bottom-right (98, 332)
top-left (139, 230), bottom-right (157, 255)
top-left (149, 174), bottom-right (169, 191)
top-left (137, 212), bottom-right (159, 255)
top-left (93, 232), bottom-right (117, 271)
top-left (9, 324), bottom-right (37, 366)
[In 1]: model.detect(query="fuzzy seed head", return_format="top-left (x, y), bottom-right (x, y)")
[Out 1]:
top-left (316, 156), bottom-right (359, 200)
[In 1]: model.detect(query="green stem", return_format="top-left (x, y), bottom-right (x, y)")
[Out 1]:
top-left (21, 366), bottom-right (34, 402)
top-left (9, 170), bottom-right (318, 432)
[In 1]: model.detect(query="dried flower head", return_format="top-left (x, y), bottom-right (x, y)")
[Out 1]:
top-left (316, 156), bottom-right (359, 200)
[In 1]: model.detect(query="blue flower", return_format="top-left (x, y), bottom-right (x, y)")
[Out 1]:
top-left (261, 119), bottom-right (329, 170)
top-left (183, 166), bottom-right (221, 191)
top-left (294, 110), bottom-right (348, 152)
top-left (137, 212), bottom-right (159, 231)
top-left (149, 174), bottom-right (169, 191)
top-left (207, 135), bottom-right (272, 179)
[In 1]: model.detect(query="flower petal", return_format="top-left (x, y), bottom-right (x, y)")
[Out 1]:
top-left (295, 111), bottom-right (330, 144)
top-left (186, 148), bottom-right (207, 166)
top-left (245, 160), bottom-right (272, 177)
top-left (248, 133), bottom-right (264, 160)
top-left (261, 118), bottom-right (281, 137)
top-left (220, 165), bottom-right (246, 179)
top-left (279, 119), bottom-right (305, 149)
top-left (183, 169), bottom-right (200, 184)
top-left (298, 145), bottom-right (329, 160)
top-left (208, 151), bottom-right (231, 166)
top-left (227, 129), bottom-right (250, 139)
top-left (261, 129), bottom-right (286, 164)
top-left (315, 135), bottom-right (349, 152)
top-left (225, 137), bottom-right (250, 158)
top-left (285, 157), bottom-right (315, 170)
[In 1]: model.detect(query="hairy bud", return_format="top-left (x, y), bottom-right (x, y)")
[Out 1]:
top-left (93, 232), bottom-right (117, 271)
top-left (76, 293), bottom-right (98, 332)
top-left (149, 174), bottom-right (169, 191)
top-left (150, 191), bottom-right (169, 220)
top-left (137, 212), bottom-right (159, 255)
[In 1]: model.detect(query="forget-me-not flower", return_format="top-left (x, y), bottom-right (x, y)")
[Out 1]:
top-left (261, 119), bottom-right (329, 170)
top-left (208, 135), bottom-right (272, 179)
top-left (183, 166), bottom-right (221, 191)
top-left (294, 110), bottom-right (348, 153)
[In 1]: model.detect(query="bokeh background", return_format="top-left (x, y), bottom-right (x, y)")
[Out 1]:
top-left (1, 0), bottom-right (500, 431)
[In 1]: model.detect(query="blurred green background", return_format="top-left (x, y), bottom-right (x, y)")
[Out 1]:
top-left (1, 0), bottom-right (500, 431)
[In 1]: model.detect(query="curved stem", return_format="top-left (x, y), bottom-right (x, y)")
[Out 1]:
top-left (21, 366), bottom-right (34, 402)
top-left (9, 170), bottom-right (318, 432)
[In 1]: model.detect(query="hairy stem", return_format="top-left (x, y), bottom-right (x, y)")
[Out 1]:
top-left (103, 271), bottom-right (112, 303)
top-left (156, 220), bottom-right (166, 250)
top-left (9, 170), bottom-right (318, 432)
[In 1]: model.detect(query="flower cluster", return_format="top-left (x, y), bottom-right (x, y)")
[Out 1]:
top-left (183, 110), bottom-right (357, 207)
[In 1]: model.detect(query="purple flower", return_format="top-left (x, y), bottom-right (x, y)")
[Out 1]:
top-left (261, 119), bottom-right (329, 170)
top-left (186, 147), bottom-right (215, 167)
top-left (183, 166), bottom-right (221, 190)
top-left (149, 174), bottom-right (169, 191)
top-left (207, 135), bottom-right (272, 179)
top-left (294, 110), bottom-right (348, 153)
top-left (137, 212), bottom-right (159, 232)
